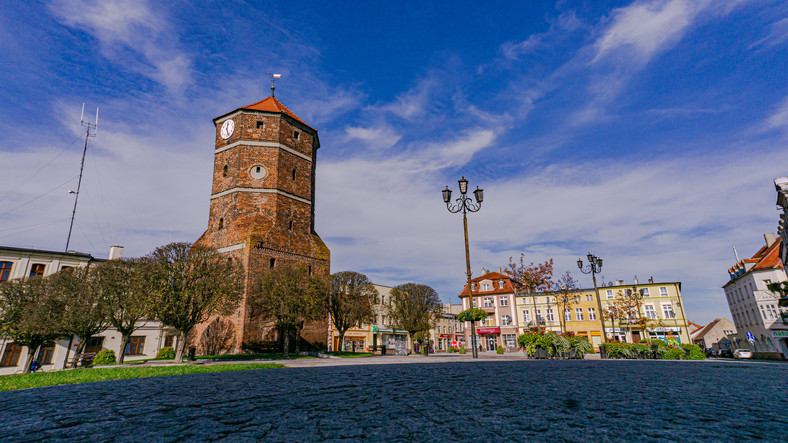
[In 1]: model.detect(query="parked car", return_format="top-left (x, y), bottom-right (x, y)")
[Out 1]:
top-left (733, 349), bottom-right (753, 359)
top-left (719, 349), bottom-right (733, 358)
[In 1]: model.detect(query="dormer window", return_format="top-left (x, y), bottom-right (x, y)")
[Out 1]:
top-left (482, 283), bottom-right (490, 291)
top-left (498, 280), bottom-right (504, 289)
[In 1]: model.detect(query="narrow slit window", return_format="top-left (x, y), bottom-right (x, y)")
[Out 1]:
top-left (289, 220), bottom-right (293, 230)
top-left (292, 168), bottom-right (296, 181)
top-left (218, 218), bottom-right (224, 229)
top-left (222, 165), bottom-right (228, 177)
top-left (293, 131), bottom-right (299, 140)
top-left (270, 258), bottom-right (276, 268)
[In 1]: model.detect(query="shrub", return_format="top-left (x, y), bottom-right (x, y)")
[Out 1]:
top-left (681, 343), bottom-right (705, 360)
top-left (92, 349), bottom-right (116, 366)
top-left (496, 345), bottom-right (504, 354)
top-left (448, 346), bottom-right (456, 353)
top-left (156, 347), bottom-right (175, 359)
top-left (459, 346), bottom-right (466, 354)
top-left (663, 346), bottom-right (685, 360)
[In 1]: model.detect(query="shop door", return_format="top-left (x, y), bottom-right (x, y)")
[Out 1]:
top-left (486, 336), bottom-right (497, 351)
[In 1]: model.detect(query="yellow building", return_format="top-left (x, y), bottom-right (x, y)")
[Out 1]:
top-left (515, 279), bottom-right (690, 351)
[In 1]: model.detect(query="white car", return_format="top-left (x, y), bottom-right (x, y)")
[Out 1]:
top-left (733, 349), bottom-right (753, 359)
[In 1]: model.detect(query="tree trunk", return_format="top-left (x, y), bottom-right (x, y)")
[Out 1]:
top-left (117, 334), bottom-right (131, 364)
top-left (282, 327), bottom-right (290, 359)
top-left (295, 323), bottom-right (302, 355)
top-left (75, 336), bottom-right (89, 356)
top-left (337, 330), bottom-right (346, 353)
top-left (22, 344), bottom-right (40, 374)
top-left (175, 332), bottom-right (187, 362)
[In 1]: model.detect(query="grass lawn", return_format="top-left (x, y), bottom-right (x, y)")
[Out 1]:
top-left (123, 352), bottom-right (314, 365)
top-left (326, 351), bottom-right (373, 358)
top-left (0, 362), bottom-right (285, 392)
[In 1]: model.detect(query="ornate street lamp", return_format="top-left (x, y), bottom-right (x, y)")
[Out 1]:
top-left (443, 176), bottom-right (483, 359)
top-left (578, 253), bottom-right (608, 357)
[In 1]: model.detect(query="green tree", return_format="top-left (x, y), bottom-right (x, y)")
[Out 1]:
top-left (248, 263), bottom-right (329, 358)
top-left (94, 259), bottom-right (152, 363)
top-left (146, 242), bottom-right (244, 362)
top-left (330, 271), bottom-right (378, 352)
top-left (48, 266), bottom-right (111, 356)
top-left (0, 278), bottom-right (63, 373)
top-left (385, 283), bottom-right (442, 347)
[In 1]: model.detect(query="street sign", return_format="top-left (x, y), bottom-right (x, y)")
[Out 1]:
top-left (746, 331), bottom-right (755, 343)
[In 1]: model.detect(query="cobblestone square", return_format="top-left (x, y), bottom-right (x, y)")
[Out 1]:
top-left (1, 359), bottom-right (786, 441)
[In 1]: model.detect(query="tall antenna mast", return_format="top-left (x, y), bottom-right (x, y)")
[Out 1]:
top-left (65, 104), bottom-right (98, 252)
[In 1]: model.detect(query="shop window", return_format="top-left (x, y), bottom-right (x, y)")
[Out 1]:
top-left (125, 336), bottom-right (145, 355)
top-left (0, 261), bottom-right (12, 282)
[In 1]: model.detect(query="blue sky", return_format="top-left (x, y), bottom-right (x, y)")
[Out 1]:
top-left (2, 0), bottom-right (788, 324)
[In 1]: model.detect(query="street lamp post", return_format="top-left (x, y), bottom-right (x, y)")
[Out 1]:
top-left (443, 176), bottom-right (484, 359)
top-left (578, 253), bottom-right (607, 357)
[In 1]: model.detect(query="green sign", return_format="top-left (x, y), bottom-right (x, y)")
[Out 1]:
top-left (772, 331), bottom-right (788, 338)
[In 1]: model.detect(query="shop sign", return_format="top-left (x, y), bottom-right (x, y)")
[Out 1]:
top-left (772, 331), bottom-right (788, 338)
top-left (476, 328), bottom-right (500, 334)
top-left (439, 334), bottom-right (451, 338)
top-left (372, 326), bottom-right (407, 334)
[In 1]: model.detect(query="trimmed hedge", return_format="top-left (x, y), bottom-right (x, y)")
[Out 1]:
top-left (92, 349), bottom-right (116, 365)
top-left (155, 347), bottom-right (175, 359)
top-left (600, 340), bottom-right (705, 360)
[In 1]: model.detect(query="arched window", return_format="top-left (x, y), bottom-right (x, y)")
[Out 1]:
top-left (270, 258), bottom-right (276, 268)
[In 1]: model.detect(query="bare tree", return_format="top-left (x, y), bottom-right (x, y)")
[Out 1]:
top-left (553, 271), bottom-right (579, 333)
top-left (94, 259), bottom-right (152, 363)
top-left (0, 278), bottom-right (63, 373)
top-left (505, 254), bottom-right (554, 330)
top-left (385, 283), bottom-right (442, 346)
top-left (248, 263), bottom-right (329, 358)
top-left (330, 271), bottom-right (378, 352)
top-left (146, 242), bottom-right (244, 362)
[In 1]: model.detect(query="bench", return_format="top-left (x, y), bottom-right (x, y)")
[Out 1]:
top-left (67, 352), bottom-right (96, 368)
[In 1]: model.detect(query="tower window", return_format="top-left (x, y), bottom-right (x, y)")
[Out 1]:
top-left (308, 265), bottom-right (312, 276)
top-left (292, 168), bottom-right (296, 181)
top-left (270, 258), bottom-right (276, 268)
top-left (293, 131), bottom-right (299, 140)
top-left (222, 165), bottom-right (228, 177)
top-left (289, 220), bottom-right (293, 231)
top-left (256, 121), bottom-right (264, 129)
top-left (218, 218), bottom-right (224, 229)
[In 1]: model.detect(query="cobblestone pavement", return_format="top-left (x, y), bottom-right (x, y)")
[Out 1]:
top-left (1, 359), bottom-right (786, 442)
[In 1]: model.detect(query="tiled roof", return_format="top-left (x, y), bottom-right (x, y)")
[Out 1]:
top-left (724, 237), bottom-right (783, 286)
top-left (458, 272), bottom-right (517, 297)
top-left (241, 96), bottom-right (314, 131)
top-left (692, 319), bottom-right (721, 341)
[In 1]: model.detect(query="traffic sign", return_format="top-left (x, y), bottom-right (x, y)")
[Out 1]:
top-left (746, 331), bottom-right (755, 343)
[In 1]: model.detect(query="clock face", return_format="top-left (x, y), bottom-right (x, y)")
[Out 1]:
top-left (220, 119), bottom-right (235, 139)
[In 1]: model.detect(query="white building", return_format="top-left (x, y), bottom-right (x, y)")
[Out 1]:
top-left (0, 245), bottom-right (173, 375)
top-left (722, 234), bottom-right (788, 359)
top-left (775, 177), bottom-right (788, 266)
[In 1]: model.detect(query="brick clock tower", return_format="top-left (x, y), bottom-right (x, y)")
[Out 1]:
top-left (195, 92), bottom-right (330, 352)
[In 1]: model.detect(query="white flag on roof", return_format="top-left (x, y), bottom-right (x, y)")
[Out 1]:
top-left (273, 73), bottom-right (282, 78)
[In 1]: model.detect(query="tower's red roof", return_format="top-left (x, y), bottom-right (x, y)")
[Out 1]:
top-left (240, 96), bottom-right (314, 131)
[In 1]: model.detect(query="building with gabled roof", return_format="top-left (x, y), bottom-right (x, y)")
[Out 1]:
top-left (691, 318), bottom-right (736, 354)
top-left (458, 268), bottom-right (520, 352)
top-left (723, 235), bottom-right (787, 359)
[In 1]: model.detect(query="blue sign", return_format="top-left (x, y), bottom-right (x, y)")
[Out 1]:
top-left (746, 331), bottom-right (755, 342)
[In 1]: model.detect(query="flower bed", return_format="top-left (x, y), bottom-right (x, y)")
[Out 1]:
top-left (600, 340), bottom-right (705, 360)
top-left (517, 330), bottom-right (592, 359)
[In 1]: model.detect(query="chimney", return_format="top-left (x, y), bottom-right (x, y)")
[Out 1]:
top-left (498, 267), bottom-right (502, 274)
top-left (633, 276), bottom-right (639, 285)
top-left (764, 233), bottom-right (776, 246)
top-left (481, 268), bottom-right (488, 275)
top-left (109, 245), bottom-right (124, 260)
top-left (649, 276), bottom-right (654, 284)
top-left (615, 279), bottom-right (625, 286)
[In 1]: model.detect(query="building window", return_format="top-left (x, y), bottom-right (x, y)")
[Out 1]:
top-left (164, 335), bottom-right (175, 348)
top-left (84, 337), bottom-right (104, 354)
top-left (0, 261), bottom-right (12, 282)
top-left (292, 168), bottom-right (296, 181)
top-left (472, 299), bottom-right (477, 308)
top-left (484, 316), bottom-right (494, 327)
top-left (29, 263), bottom-right (45, 278)
top-left (564, 309), bottom-right (571, 321)
top-left (764, 279), bottom-right (772, 286)
top-left (125, 336), bottom-right (145, 355)
top-left (501, 315), bottom-right (512, 326)
top-left (586, 294), bottom-right (593, 301)
top-left (293, 131), bottom-right (300, 140)
top-left (39, 344), bottom-right (55, 365)
top-left (0, 344), bottom-right (23, 367)
top-left (545, 297), bottom-right (551, 304)
top-left (606, 290), bottom-right (613, 299)
top-left (659, 287), bottom-right (668, 297)
top-left (482, 284), bottom-right (490, 291)
top-left (257, 121), bottom-right (264, 129)
top-left (218, 218), bottom-right (224, 229)
top-left (662, 304), bottom-right (676, 319)
top-left (573, 296), bottom-right (580, 303)
top-left (503, 334), bottom-right (516, 348)
top-left (641, 288), bottom-right (650, 297)
top-left (222, 165), bottom-right (228, 177)
top-left (536, 310), bottom-right (543, 323)
top-left (546, 309), bottom-right (554, 322)
top-left (575, 308), bottom-right (584, 321)
top-left (483, 297), bottom-right (494, 307)
top-left (522, 310), bottom-right (530, 322)
top-left (270, 258), bottom-right (276, 268)
top-left (499, 280), bottom-right (504, 289)
top-left (645, 305), bottom-right (657, 319)
top-left (500, 296), bottom-right (508, 306)
top-left (588, 308), bottom-right (597, 320)
top-left (289, 220), bottom-right (293, 231)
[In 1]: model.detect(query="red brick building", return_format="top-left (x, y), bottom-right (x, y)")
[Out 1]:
top-left (194, 93), bottom-right (331, 352)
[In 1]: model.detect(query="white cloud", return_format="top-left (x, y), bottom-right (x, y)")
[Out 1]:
top-left (766, 95), bottom-right (788, 131)
top-left (48, 0), bottom-right (192, 92)
top-left (751, 17), bottom-right (788, 49)
top-left (345, 124), bottom-right (401, 150)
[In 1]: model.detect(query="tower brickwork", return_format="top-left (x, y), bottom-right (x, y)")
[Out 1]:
top-left (194, 96), bottom-right (330, 352)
